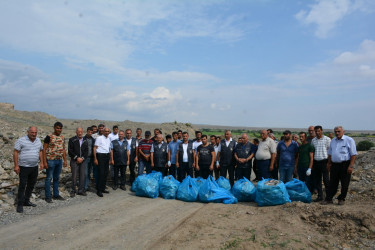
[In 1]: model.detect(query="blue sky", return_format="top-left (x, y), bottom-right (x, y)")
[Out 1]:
top-left (0, 0), bottom-right (374, 130)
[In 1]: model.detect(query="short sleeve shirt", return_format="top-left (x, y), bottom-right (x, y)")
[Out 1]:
top-left (328, 135), bottom-right (357, 163)
top-left (14, 136), bottom-right (43, 167)
top-left (168, 140), bottom-right (182, 164)
top-left (255, 137), bottom-right (277, 160)
top-left (95, 135), bottom-right (111, 153)
top-left (197, 144), bottom-right (214, 166)
top-left (298, 143), bottom-right (314, 167)
top-left (44, 134), bottom-right (65, 160)
top-left (311, 136), bottom-right (331, 160)
top-left (277, 140), bottom-right (299, 168)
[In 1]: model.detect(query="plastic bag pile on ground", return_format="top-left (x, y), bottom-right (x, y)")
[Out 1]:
top-left (132, 171), bottom-right (311, 206)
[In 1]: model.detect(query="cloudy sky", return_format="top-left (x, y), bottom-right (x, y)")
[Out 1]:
top-left (0, 0), bottom-right (374, 130)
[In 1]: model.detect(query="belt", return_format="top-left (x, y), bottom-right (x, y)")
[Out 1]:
top-left (332, 160), bottom-right (350, 164)
top-left (314, 159), bottom-right (327, 162)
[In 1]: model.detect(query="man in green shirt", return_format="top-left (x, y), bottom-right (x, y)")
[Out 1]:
top-left (296, 132), bottom-right (314, 191)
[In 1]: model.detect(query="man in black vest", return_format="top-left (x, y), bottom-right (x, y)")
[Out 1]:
top-left (217, 130), bottom-right (237, 186)
top-left (234, 133), bottom-right (256, 180)
top-left (110, 130), bottom-right (129, 190)
top-left (151, 134), bottom-right (169, 176)
top-left (176, 132), bottom-right (195, 181)
top-left (125, 129), bottom-right (138, 185)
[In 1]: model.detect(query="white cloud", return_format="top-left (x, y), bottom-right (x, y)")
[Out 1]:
top-left (0, 0), bottom-right (247, 83)
top-left (274, 39), bottom-right (375, 88)
top-left (295, 0), bottom-right (373, 38)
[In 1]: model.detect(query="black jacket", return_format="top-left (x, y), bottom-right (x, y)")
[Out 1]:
top-left (68, 136), bottom-right (88, 160)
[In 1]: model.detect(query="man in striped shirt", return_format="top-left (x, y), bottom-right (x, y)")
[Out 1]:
top-left (13, 126), bottom-right (44, 213)
top-left (137, 131), bottom-right (153, 175)
top-left (311, 125), bottom-right (331, 202)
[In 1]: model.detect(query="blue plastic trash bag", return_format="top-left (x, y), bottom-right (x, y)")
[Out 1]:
top-left (177, 176), bottom-right (199, 202)
top-left (193, 177), bottom-right (206, 190)
top-left (131, 175), bottom-right (144, 192)
top-left (285, 178), bottom-right (312, 203)
top-left (149, 171), bottom-right (163, 185)
top-left (207, 188), bottom-right (238, 204)
top-left (198, 176), bottom-right (219, 203)
top-left (160, 175), bottom-right (180, 199)
top-left (216, 176), bottom-right (231, 191)
top-left (135, 175), bottom-right (160, 198)
top-left (232, 177), bottom-right (256, 202)
top-left (255, 179), bottom-right (291, 206)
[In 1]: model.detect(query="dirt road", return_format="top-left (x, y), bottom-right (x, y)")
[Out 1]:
top-left (0, 189), bottom-right (374, 249)
top-left (0, 190), bottom-right (204, 249)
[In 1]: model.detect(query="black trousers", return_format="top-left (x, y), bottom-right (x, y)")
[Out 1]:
top-left (237, 167), bottom-right (251, 180)
top-left (178, 162), bottom-right (193, 182)
top-left (312, 159), bottom-right (329, 199)
top-left (96, 153), bottom-right (110, 192)
top-left (153, 166), bottom-right (167, 176)
top-left (199, 166), bottom-right (213, 179)
top-left (129, 160), bottom-right (136, 184)
top-left (326, 161), bottom-right (351, 201)
top-left (220, 164), bottom-right (235, 186)
top-left (166, 164), bottom-right (177, 179)
top-left (17, 166), bottom-right (38, 205)
top-left (114, 165), bottom-right (126, 186)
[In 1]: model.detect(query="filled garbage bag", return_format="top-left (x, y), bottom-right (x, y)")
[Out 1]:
top-left (193, 176), bottom-right (206, 190)
top-left (216, 176), bottom-right (231, 191)
top-left (135, 175), bottom-right (160, 198)
top-left (160, 175), bottom-right (180, 199)
top-left (131, 174), bottom-right (144, 192)
top-left (148, 171), bottom-right (163, 185)
top-left (177, 176), bottom-right (199, 202)
top-left (255, 179), bottom-right (291, 206)
top-left (207, 188), bottom-right (238, 204)
top-left (232, 177), bottom-right (256, 202)
top-left (198, 176), bottom-right (219, 203)
top-left (285, 178), bottom-right (312, 203)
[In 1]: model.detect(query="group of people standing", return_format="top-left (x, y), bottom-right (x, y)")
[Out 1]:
top-left (13, 122), bottom-right (357, 213)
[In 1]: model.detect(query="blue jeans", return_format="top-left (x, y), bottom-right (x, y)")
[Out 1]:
top-left (279, 166), bottom-right (294, 183)
top-left (138, 159), bottom-right (151, 175)
top-left (45, 159), bottom-right (63, 199)
top-left (84, 158), bottom-right (95, 190)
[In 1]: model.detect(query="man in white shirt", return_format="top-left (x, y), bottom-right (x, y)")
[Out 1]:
top-left (311, 125), bottom-right (331, 202)
top-left (108, 125), bottom-right (119, 180)
top-left (255, 130), bottom-right (277, 180)
top-left (323, 126), bottom-right (357, 205)
top-left (93, 127), bottom-right (111, 197)
top-left (176, 132), bottom-right (195, 181)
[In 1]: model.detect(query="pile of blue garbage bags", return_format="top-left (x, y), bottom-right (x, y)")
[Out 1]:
top-left (131, 171), bottom-right (311, 206)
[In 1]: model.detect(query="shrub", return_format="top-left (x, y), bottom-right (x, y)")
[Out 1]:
top-left (357, 140), bottom-right (375, 151)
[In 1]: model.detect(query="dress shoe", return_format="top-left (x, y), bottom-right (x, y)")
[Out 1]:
top-left (97, 192), bottom-right (103, 197)
top-left (338, 200), bottom-right (345, 205)
top-left (23, 201), bottom-right (37, 207)
top-left (53, 195), bottom-right (65, 200)
top-left (321, 200), bottom-right (333, 205)
top-left (78, 191), bottom-right (87, 196)
top-left (120, 185), bottom-right (126, 191)
top-left (17, 205), bottom-right (23, 213)
top-left (112, 185), bottom-right (118, 190)
top-left (313, 197), bottom-right (323, 202)
top-left (70, 192), bottom-right (76, 198)
top-left (102, 190), bottom-right (109, 194)
top-left (45, 198), bottom-right (53, 203)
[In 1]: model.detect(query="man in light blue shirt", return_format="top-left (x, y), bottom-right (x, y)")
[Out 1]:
top-left (323, 126), bottom-right (357, 205)
top-left (167, 132), bottom-right (182, 179)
